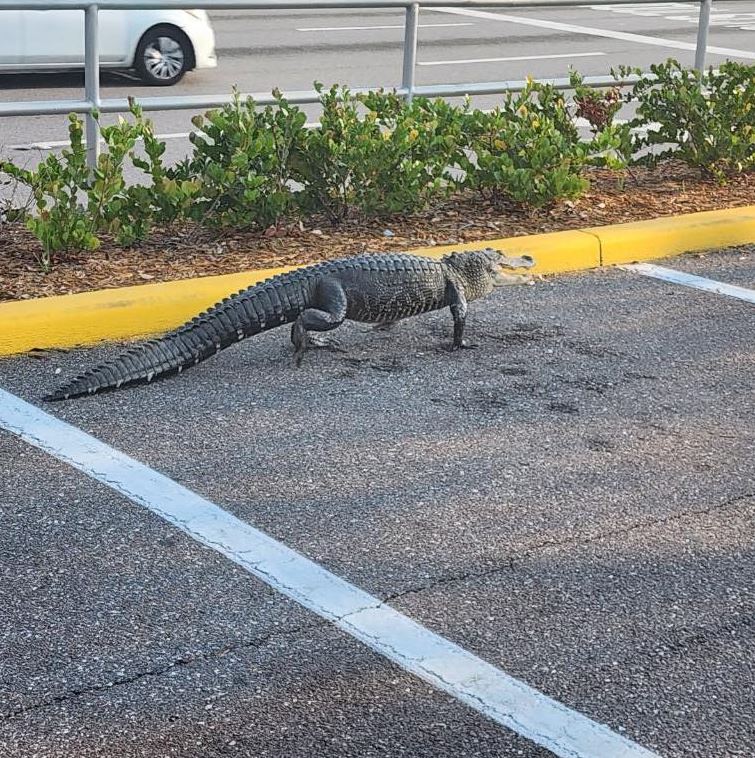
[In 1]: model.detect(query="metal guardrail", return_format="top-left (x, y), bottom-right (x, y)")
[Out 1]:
top-left (0, 0), bottom-right (716, 167)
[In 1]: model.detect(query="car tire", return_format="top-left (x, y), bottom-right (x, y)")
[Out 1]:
top-left (134, 25), bottom-right (193, 86)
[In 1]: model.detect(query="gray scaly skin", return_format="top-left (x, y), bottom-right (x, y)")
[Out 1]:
top-left (45, 248), bottom-right (534, 401)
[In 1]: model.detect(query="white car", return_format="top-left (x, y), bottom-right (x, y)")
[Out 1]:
top-left (0, 9), bottom-right (216, 85)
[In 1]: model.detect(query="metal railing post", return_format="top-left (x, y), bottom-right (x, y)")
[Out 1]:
top-left (84, 3), bottom-right (101, 168)
top-left (694, 0), bottom-right (712, 71)
top-left (401, 3), bottom-right (419, 103)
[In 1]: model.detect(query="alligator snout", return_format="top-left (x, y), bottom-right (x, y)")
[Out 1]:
top-left (498, 253), bottom-right (536, 271)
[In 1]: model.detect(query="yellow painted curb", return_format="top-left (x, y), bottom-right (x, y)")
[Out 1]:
top-left (592, 205), bottom-right (755, 265)
top-left (0, 205), bottom-right (752, 357)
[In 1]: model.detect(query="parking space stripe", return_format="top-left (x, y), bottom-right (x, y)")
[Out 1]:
top-left (297, 22), bottom-right (473, 31)
top-left (419, 51), bottom-right (605, 66)
top-left (0, 388), bottom-right (657, 758)
top-left (431, 7), bottom-right (755, 60)
top-left (10, 115), bottom-right (633, 152)
top-left (620, 263), bottom-right (755, 303)
top-left (10, 125), bottom-right (323, 152)
top-left (8, 131), bottom-right (193, 151)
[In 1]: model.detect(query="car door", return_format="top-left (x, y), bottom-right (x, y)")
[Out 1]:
top-left (21, 9), bottom-right (129, 66)
top-left (0, 10), bottom-right (23, 65)
top-left (21, 9), bottom-right (83, 65)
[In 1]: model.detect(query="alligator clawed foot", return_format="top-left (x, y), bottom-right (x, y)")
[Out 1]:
top-left (310, 335), bottom-right (347, 353)
top-left (449, 340), bottom-right (478, 352)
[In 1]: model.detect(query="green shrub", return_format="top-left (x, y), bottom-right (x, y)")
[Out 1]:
top-left (0, 111), bottom-right (144, 268)
top-left (293, 85), bottom-right (465, 221)
top-left (569, 70), bottom-right (624, 134)
top-left (630, 59), bottom-right (755, 179)
top-left (89, 108), bottom-right (147, 244)
top-left (569, 70), bottom-right (633, 173)
top-left (185, 89), bottom-right (306, 229)
top-left (105, 101), bottom-right (201, 245)
top-left (462, 80), bottom-right (589, 207)
top-left (4, 62), bottom-right (754, 269)
top-left (1, 115), bottom-right (97, 269)
top-left (586, 122), bottom-right (634, 176)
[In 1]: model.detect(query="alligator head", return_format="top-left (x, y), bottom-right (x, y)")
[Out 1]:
top-left (481, 248), bottom-right (536, 286)
top-left (444, 248), bottom-right (536, 300)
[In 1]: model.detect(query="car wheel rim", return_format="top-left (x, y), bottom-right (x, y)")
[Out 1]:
top-left (144, 37), bottom-right (184, 80)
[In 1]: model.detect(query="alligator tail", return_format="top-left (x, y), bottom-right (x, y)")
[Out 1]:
top-left (44, 275), bottom-right (309, 401)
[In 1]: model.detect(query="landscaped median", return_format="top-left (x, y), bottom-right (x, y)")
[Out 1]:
top-left (1, 204), bottom-right (754, 357)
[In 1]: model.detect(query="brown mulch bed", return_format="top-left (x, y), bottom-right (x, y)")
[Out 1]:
top-left (2, 163), bottom-right (754, 302)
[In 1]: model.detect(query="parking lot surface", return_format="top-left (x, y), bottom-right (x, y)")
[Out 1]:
top-left (1, 247), bottom-right (754, 757)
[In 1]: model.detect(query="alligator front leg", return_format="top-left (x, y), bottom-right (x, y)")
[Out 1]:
top-left (446, 280), bottom-right (472, 350)
top-left (290, 278), bottom-right (348, 366)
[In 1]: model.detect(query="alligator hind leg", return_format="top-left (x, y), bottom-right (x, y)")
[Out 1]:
top-left (291, 278), bottom-right (348, 366)
top-left (309, 334), bottom-right (346, 351)
top-left (373, 321), bottom-right (398, 331)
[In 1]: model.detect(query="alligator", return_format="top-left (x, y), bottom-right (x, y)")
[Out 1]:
top-left (45, 248), bottom-right (534, 401)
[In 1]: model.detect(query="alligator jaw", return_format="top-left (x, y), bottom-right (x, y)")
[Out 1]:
top-left (499, 253), bottom-right (535, 270)
top-left (492, 252), bottom-right (535, 286)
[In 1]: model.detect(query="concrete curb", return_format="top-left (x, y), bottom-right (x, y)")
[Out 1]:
top-left (1, 205), bottom-right (753, 356)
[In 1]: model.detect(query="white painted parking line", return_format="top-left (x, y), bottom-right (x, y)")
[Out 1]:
top-left (9, 122), bottom-right (324, 151)
top-left (431, 7), bottom-right (755, 60)
top-left (8, 131), bottom-right (192, 151)
top-left (10, 116), bottom-right (647, 152)
top-left (584, 3), bottom-right (755, 31)
top-left (620, 263), bottom-right (755, 303)
top-left (297, 22), bottom-right (473, 31)
top-left (419, 51), bottom-right (605, 66)
top-left (0, 387), bottom-right (657, 758)
top-left (584, 1), bottom-right (696, 14)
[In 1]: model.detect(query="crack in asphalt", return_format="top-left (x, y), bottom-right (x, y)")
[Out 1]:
top-left (580, 612), bottom-right (755, 685)
top-left (648, 612), bottom-right (755, 657)
top-left (379, 491), bottom-right (755, 604)
top-left (0, 618), bottom-right (324, 721)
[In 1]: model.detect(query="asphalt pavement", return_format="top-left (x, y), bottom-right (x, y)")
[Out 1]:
top-left (1, 247), bottom-right (753, 756)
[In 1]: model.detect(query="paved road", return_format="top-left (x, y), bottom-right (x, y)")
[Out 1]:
top-left (1, 2), bottom-right (755, 157)
top-left (1, 248), bottom-right (753, 756)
